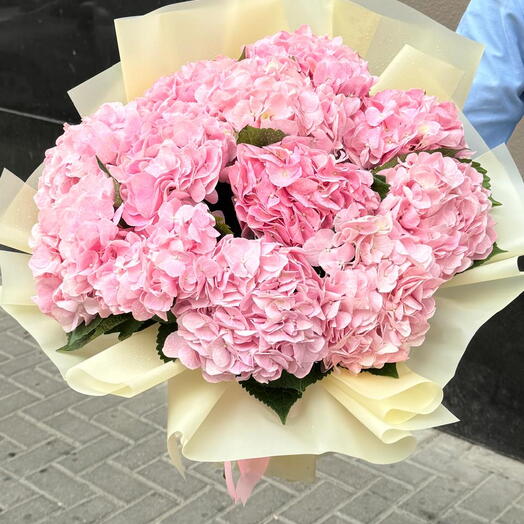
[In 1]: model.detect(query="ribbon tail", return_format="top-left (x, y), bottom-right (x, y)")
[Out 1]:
top-left (224, 457), bottom-right (270, 505)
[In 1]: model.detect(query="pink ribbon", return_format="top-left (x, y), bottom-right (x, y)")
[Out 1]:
top-left (224, 457), bottom-right (271, 505)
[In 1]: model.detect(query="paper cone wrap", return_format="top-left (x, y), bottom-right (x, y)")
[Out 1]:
top-left (1, 0), bottom-right (523, 483)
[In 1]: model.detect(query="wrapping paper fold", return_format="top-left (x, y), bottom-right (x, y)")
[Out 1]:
top-left (111, 0), bottom-right (482, 105)
top-left (1, 0), bottom-right (523, 485)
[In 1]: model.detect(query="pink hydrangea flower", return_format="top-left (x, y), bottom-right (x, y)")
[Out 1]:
top-left (36, 102), bottom-right (142, 209)
top-left (91, 202), bottom-right (220, 321)
top-left (303, 205), bottom-right (443, 373)
top-left (163, 237), bottom-right (327, 383)
top-left (344, 89), bottom-right (466, 169)
top-left (30, 173), bottom-right (120, 331)
top-left (246, 25), bottom-right (376, 97)
top-left (115, 102), bottom-right (236, 229)
top-left (197, 56), bottom-right (325, 136)
top-left (379, 152), bottom-right (497, 278)
top-left (228, 137), bottom-right (380, 246)
top-left (138, 57), bottom-right (236, 112)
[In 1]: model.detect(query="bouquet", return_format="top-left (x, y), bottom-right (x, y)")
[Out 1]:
top-left (2, 0), bottom-right (524, 505)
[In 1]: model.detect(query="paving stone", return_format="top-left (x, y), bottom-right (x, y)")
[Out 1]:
top-left (378, 510), bottom-right (425, 524)
top-left (459, 475), bottom-right (524, 521)
top-left (0, 390), bottom-right (39, 419)
top-left (0, 495), bottom-right (60, 524)
top-left (6, 325), bottom-right (39, 346)
top-left (26, 465), bottom-right (95, 507)
top-left (369, 477), bottom-right (411, 503)
top-left (104, 492), bottom-right (177, 524)
top-left (400, 477), bottom-right (469, 521)
top-left (58, 434), bottom-right (127, 474)
top-left (93, 409), bottom-right (156, 442)
top-left (340, 491), bottom-right (392, 523)
top-left (138, 458), bottom-right (207, 501)
top-left (112, 431), bottom-right (167, 471)
top-left (223, 483), bottom-right (292, 524)
top-left (121, 386), bottom-right (165, 417)
top-left (0, 413), bottom-right (52, 448)
top-left (282, 482), bottom-right (351, 524)
top-left (192, 461), bottom-right (231, 489)
top-left (44, 411), bottom-right (104, 445)
top-left (82, 463), bottom-right (152, 504)
top-left (142, 405), bottom-right (167, 429)
top-left (71, 394), bottom-right (125, 419)
top-left (51, 495), bottom-right (118, 524)
top-left (322, 516), bottom-right (353, 524)
top-left (466, 446), bottom-right (524, 484)
top-left (2, 438), bottom-right (74, 477)
top-left (412, 443), bottom-right (487, 486)
top-left (0, 473), bottom-right (37, 509)
top-left (318, 455), bottom-right (376, 491)
top-left (12, 368), bottom-right (67, 398)
top-left (0, 350), bottom-right (43, 376)
top-left (0, 376), bottom-right (21, 398)
top-left (497, 505), bottom-right (524, 524)
top-left (22, 389), bottom-right (83, 421)
top-left (439, 508), bottom-right (487, 524)
top-left (160, 488), bottom-right (232, 524)
top-left (0, 436), bottom-right (25, 462)
top-left (365, 460), bottom-right (432, 487)
top-left (0, 333), bottom-right (38, 359)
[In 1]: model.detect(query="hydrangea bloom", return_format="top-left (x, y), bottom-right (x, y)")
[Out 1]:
top-left (379, 152), bottom-right (497, 278)
top-left (246, 25), bottom-right (376, 97)
top-left (304, 208), bottom-right (442, 373)
top-left (30, 173), bottom-right (121, 331)
top-left (344, 89), bottom-right (466, 169)
top-left (228, 137), bottom-right (380, 246)
top-left (35, 102), bottom-right (142, 210)
top-left (111, 102), bottom-right (236, 229)
top-left (164, 237), bottom-right (327, 383)
top-left (138, 57), bottom-right (236, 112)
top-left (198, 56), bottom-right (326, 136)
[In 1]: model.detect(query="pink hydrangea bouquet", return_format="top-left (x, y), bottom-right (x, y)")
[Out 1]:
top-left (2, 0), bottom-right (524, 506)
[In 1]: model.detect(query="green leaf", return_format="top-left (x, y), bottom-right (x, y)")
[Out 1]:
top-left (153, 310), bottom-right (177, 325)
top-left (238, 47), bottom-right (247, 61)
top-left (214, 215), bottom-right (234, 237)
top-left (475, 170), bottom-right (502, 207)
top-left (372, 156), bottom-right (404, 174)
top-left (371, 174), bottom-right (390, 200)
top-left (58, 314), bottom-right (132, 352)
top-left (67, 316), bottom-right (104, 347)
top-left (156, 322), bottom-right (178, 363)
top-left (96, 156), bottom-right (123, 207)
top-left (467, 242), bottom-right (507, 271)
top-left (367, 363), bottom-right (399, 379)
top-left (240, 363), bottom-right (331, 424)
top-left (237, 125), bottom-right (286, 148)
top-left (239, 381), bottom-right (301, 425)
top-left (314, 266), bottom-right (326, 278)
top-left (96, 156), bottom-right (111, 176)
top-left (109, 317), bottom-right (156, 341)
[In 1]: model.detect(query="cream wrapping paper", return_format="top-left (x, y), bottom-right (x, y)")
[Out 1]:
top-left (1, 0), bottom-right (523, 481)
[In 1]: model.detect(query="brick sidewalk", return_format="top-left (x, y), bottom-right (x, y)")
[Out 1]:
top-left (1, 309), bottom-right (523, 524)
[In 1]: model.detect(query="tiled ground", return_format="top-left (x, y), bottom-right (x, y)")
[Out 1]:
top-left (1, 309), bottom-right (523, 524)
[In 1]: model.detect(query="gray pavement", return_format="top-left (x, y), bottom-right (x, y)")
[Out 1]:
top-left (0, 308), bottom-right (523, 524)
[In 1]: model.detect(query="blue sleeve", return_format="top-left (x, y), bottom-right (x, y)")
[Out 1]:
top-left (457, 0), bottom-right (524, 148)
